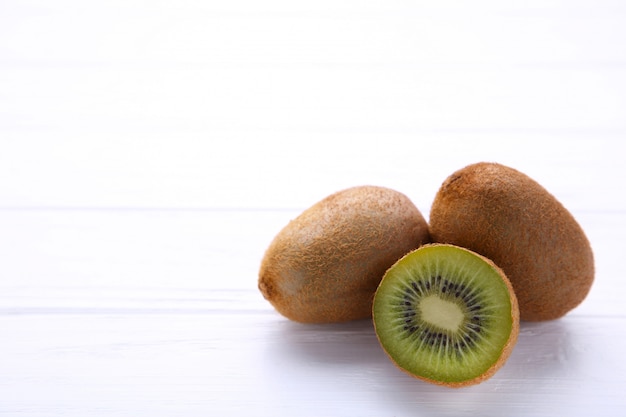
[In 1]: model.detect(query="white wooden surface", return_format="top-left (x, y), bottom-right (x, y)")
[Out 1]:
top-left (1, 1), bottom-right (626, 416)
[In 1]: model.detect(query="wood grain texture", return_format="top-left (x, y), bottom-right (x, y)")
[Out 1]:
top-left (1, 0), bottom-right (625, 415)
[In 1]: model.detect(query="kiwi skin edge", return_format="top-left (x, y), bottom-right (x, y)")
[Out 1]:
top-left (429, 162), bottom-right (594, 322)
top-left (373, 244), bottom-right (520, 388)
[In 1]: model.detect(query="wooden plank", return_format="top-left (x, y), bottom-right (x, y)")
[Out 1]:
top-left (1, 305), bottom-right (625, 416)
top-left (0, 209), bottom-right (624, 416)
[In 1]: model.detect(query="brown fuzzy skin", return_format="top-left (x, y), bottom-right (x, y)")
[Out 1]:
top-left (373, 244), bottom-right (520, 388)
top-left (258, 186), bottom-right (430, 323)
top-left (429, 162), bottom-right (594, 321)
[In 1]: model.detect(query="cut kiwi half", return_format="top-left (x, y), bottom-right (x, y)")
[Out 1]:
top-left (372, 244), bottom-right (519, 387)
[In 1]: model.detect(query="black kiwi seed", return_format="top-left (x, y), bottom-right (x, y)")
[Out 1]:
top-left (397, 276), bottom-right (494, 347)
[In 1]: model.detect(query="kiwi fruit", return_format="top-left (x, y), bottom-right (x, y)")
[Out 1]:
top-left (429, 162), bottom-right (594, 321)
top-left (372, 243), bottom-right (519, 387)
top-left (258, 185), bottom-right (430, 323)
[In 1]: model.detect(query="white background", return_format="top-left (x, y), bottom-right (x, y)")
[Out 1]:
top-left (1, 1), bottom-right (625, 416)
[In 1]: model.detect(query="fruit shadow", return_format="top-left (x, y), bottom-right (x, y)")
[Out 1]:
top-left (258, 317), bottom-right (393, 412)
top-left (376, 318), bottom-right (583, 417)
top-left (266, 317), bottom-right (383, 367)
top-left (262, 317), bottom-right (583, 416)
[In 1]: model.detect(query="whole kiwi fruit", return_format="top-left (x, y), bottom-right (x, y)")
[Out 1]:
top-left (373, 244), bottom-right (519, 387)
top-left (429, 162), bottom-right (594, 321)
top-left (258, 185), bottom-right (430, 323)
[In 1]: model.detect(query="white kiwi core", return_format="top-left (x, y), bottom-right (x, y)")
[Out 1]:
top-left (419, 295), bottom-right (464, 332)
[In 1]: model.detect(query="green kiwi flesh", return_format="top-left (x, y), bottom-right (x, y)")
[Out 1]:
top-left (372, 244), bottom-right (519, 387)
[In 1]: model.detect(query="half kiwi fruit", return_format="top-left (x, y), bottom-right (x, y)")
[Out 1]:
top-left (372, 244), bottom-right (519, 387)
